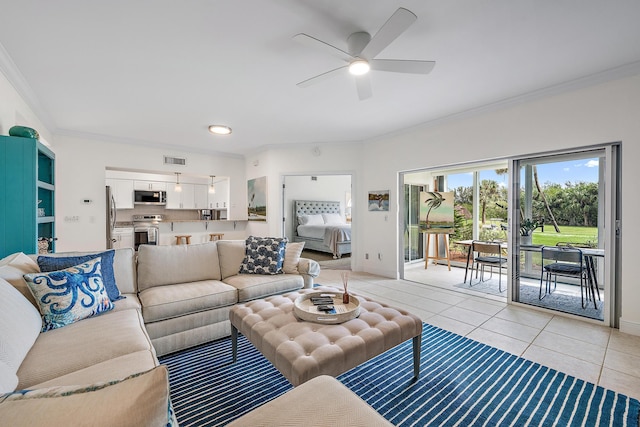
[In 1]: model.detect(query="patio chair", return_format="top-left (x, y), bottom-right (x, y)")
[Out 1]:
top-left (470, 241), bottom-right (507, 292)
top-left (554, 242), bottom-right (601, 308)
top-left (540, 245), bottom-right (590, 308)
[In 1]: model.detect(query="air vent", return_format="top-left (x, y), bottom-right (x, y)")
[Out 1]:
top-left (163, 156), bottom-right (186, 166)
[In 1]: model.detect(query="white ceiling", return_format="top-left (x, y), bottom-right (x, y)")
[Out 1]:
top-left (1, 1), bottom-right (640, 156)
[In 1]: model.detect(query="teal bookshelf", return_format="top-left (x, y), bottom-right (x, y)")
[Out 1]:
top-left (0, 135), bottom-right (55, 258)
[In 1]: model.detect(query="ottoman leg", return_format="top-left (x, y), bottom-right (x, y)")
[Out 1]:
top-left (231, 324), bottom-right (238, 363)
top-left (412, 335), bottom-right (421, 380)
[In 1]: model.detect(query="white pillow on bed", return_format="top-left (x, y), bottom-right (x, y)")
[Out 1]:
top-left (322, 213), bottom-right (346, 225)
top-left (298, 214), bottom-right (324, 225)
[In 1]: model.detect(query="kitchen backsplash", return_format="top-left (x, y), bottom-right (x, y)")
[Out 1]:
top-left (116, 205), bottom-right (202, 222)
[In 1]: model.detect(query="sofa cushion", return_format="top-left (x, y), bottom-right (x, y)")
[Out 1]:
top-left (111, 293), bottom-right (142, 313)
top-left (283, 242), bottom-right (305, 274)
top-left (24, 258), bottom-right (114, 332)
top-left (29, 350), bottom-right (158, 389)
top-left (0, 252), bottom-right (40, 306)
top-left (223, 273), bottom-right (303, 302)
top-left (227, 375), bottom-right (393, 427)
top-left (139, 280), bottom-right (237, 323)
top-left (17, 308), bottom-right (154, 389)
top-left (0, 366), bottom-right (173, 427)
top-left (37, 250), bottom-right (122, 301)
top-left (137, 243), bottom-right (221, 291)
top-left (239, 236), bottom-right (287, 275)
top-left (217, 240), bottom-right (246, 280)
top-left (0, 278), bottom-right (42, 393)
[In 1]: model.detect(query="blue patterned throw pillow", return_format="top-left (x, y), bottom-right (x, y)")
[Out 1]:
top-left (37, 250), bottom-right (123, 301)
top-left (24, 258), bottom-right (114, 332)
top-left (239, 236), bottom-right (288, 275)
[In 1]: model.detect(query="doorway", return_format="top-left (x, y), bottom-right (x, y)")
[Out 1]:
top-left (401, 161), bottom-right (509, 295)
top-left (281, 174), bottom-right (353, 267)
top-left (400, 143), bottom-right (620, 325)
top-left (509, 144), bottom-right (620, 324)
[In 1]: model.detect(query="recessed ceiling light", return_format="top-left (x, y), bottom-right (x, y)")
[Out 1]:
top-left (208, 125), bottom-right (232, 135)
top-left (348, 59), bottom-right (370, 76)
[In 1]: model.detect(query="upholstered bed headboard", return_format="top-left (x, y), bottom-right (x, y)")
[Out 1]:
top-left (294, 200), bottom-right (341, 217)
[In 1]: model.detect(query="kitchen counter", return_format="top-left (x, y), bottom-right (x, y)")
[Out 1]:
top-left (154, 219), bottom-right (248, 246)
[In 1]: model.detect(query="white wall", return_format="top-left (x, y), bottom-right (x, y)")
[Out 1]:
top-left (244, 143), bottom-right (362, 262)
top-left (52, 134), bottom-right (246, 251)
top-left (358, 73), bottom-right (640, 333)
top-left (0, 70), bottom-right (52, 143)
top-left (283, 174), bottom-right (352, 240)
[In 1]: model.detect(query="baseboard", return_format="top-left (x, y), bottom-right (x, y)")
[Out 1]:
top-left (619, 317), bottom-right (640, 337)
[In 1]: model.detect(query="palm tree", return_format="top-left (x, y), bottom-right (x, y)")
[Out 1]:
top-left (532, 166), bottom-right (561, 232)
top-left (479, 179), bottom-right (499, 225)
top-left (423, 191), bottom-right (445, 229)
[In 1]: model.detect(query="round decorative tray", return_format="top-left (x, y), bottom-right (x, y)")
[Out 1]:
top-left (293, 291), bottom-right (360, 324)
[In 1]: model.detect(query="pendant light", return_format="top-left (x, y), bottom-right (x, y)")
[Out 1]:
top-left (174, 172), bottom-right (182, 192)
top-left (209, 175), bottom-right (216, 194)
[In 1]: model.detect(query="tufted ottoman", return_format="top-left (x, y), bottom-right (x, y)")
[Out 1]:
top-left (229, 287), bottom-right (423, 386)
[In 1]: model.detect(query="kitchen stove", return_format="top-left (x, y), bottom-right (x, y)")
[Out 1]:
top-left (133, 214), bottom-right (164, 250)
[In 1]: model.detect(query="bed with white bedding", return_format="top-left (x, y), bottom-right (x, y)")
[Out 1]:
top-left (293, 200), bottom-right (351, 259)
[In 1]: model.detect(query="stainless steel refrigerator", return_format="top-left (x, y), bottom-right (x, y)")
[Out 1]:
top-left (106, 186), bottom-right (117, 249)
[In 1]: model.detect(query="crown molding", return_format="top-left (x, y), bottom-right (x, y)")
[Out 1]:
top-left (0, 41), bottom-right (56, 132)
top-left (54, 128), bottom-right (245, 160)
top-left (370, 60), bottom-right (640, 144)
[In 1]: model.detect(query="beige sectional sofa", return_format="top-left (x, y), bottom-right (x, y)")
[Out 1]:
top-left (137, 240), bottom-right (318, 356)
top-left (0, 240), bottom-right (392, 426)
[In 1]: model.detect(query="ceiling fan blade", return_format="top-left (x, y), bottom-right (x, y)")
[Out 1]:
top-left (297, 66), bottom-right (348, 88)
top-left (293, 33), bottom-right (354, 62)
top-left (370, 59), bottom-right (436, 74)
top-left (360, 8), bottom-right (417, 59)
top-left (355, 75), bottom-right (372, 100)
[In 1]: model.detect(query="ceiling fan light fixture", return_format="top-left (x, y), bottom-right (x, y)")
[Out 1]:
top-left (349, 59), bottom-right (370, 76)
top-left (208, 125), bottom-right (232, 135)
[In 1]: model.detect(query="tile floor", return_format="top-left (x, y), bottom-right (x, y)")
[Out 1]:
top-left (317, 267), bottom-right (640, 401)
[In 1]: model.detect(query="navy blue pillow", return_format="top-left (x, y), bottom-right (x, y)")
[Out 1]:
top-left (37, 250), bottom-right (124, 301)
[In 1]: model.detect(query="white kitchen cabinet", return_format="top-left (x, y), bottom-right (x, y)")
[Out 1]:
top-left (208, 179), bottom-right (229, 209)
top-left (194, 184), bottom-right (209, 209)
top-left (106, 179), bottom-right (134, 209)
top-left (133, 180), bottom-right (167, 191)
top-left (166, 183), bottom-right (195, 209)
top-left (112, 227), bottom-right (134, 249)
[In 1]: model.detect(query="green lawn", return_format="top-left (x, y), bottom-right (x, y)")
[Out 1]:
top-left (531, 225), bottom-right (597, 247)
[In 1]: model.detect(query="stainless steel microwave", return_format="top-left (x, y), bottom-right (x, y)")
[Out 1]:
top-left (134, 190), bottom-right (166, 205)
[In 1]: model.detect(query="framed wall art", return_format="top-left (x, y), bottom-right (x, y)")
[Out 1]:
top-left (248, 176), bottom-right (267, 221)
top-left (368, 190), bottom-right (389, 211)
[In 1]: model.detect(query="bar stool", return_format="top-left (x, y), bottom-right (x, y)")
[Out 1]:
top-left (209, 233), bottom-right (224, 241)
top-left (175, 235), bottom-right (192, 245)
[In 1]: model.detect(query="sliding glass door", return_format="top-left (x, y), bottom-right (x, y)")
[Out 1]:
top-left (404, 184), bottom-right (424, 263)
top-left (509, 144), bottom-right (620, 324)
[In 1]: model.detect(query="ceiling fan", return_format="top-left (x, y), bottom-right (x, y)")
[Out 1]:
top-left (293, 7), bottom-right (435, 100)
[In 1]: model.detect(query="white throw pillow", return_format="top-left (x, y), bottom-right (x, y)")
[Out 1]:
top-left (283, 242), bottom-right (305, 274)
top-left (322, 213), bottom-right (345, 225)
top-left (0, 277), bottom-right (42, 393)
top-left (0, 252), bottom-right (40, 307)
top-left (298, 214), bottom-right (324, 226)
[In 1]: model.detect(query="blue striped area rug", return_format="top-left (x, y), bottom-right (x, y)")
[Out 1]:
top-left (159, 324), bottom-right (640, 426)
